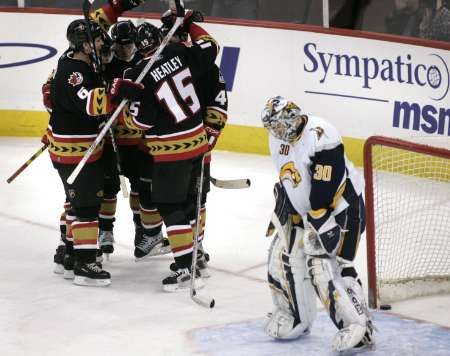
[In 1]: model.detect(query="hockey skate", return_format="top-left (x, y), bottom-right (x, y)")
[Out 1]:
top-left (196, 248), bottom-right (210, 278)
top-left (134, 231), bottom-right (171, 261)
top-left (99, 230), bottom-right (114, 258)
top-left (53, 244), bottom-right (66, 274)
top-left (134, 225), bottom-right (144, 246)
top-left (162, 266), bottom-right (204, 293)
top-left (73, 261), bottom-right (111, 287)
top-left (332, 323), bottom-right (371, 352)
top-left (170, 249), bottom-right (210, 278)
top-left (63, 252), bottom-right (75, 280)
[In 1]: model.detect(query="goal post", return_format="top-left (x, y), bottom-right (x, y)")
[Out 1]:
top-left (363, 136), bottom-right (450, 309)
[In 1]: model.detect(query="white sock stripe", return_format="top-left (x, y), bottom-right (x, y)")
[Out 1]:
top-left (98, 214), bottom-right (115, 219)
top-left (166, 224), bottom-right (192, 233)
top-left (73, 244), bottom-right (98, 250)
top-left (142, 221), bottom-right (163, 229)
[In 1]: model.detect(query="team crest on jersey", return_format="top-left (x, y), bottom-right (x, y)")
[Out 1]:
top-left (279, 161), bottom-right (301, 187)
top-left (68, 72), bottom-right (83, 87)
top-left (311, 127), bottom-right (325, 140)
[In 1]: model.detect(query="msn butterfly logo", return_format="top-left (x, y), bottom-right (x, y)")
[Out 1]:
top-left (68, 72), bottom-right (84, 87)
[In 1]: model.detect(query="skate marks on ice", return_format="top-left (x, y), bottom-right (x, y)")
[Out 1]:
top-left (189, 311), bottom-right (450, 356)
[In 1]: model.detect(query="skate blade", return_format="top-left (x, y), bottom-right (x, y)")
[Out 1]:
top-left (54, 264), bottom-right (64, 274)
top-left (134, 244), bottom-right (172, 262)
top-left (198, 268), bottom-right (211, 278)
top-left (63, 270), bottom-right (74, 280)
top-left (163, 278), bottom-right (205, 293)
top-left (73, 276), bottom-right (111, 287)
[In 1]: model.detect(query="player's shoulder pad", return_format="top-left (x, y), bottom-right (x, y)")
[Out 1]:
top-left (304, 115), bottom-right (342, 153)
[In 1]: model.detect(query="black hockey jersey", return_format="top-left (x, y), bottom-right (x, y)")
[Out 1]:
top-left (104, 53), bottom-right (144, 146)
top-left (195, 64), bottom-right (228, 163)
top-left (122, 37), bottom-right (218, 162)
top-left (48, 51), bottom-right (110, 164)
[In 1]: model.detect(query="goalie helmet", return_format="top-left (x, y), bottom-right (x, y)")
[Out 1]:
top-left (261, 96), bottom-right (305, 143)
top-left (66, 19), bottom-right (104, 51)
top-left (136, 22), bottom-right (162, 54)
top-left (111, 20), bottom-right (137, 45)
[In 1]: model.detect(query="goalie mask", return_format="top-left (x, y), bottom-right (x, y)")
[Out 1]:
top-left (261, 96), bottom-right (305, 143)
top-left (136, 22), bottom-right (162, 55)
top-left (67, 19), bottom-right (104, 52)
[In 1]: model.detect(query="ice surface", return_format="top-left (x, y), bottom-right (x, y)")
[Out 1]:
top-left (0, 137), bottom-right (449, 356)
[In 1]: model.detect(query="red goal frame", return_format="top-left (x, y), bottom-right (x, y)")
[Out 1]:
top-left (363, 135), bottom-right (450, 308)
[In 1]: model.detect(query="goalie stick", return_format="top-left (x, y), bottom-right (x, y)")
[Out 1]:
top-left (190, 155), bottom-right (215, 309)
top-left (210, 176), bottom-right (251, 189)
top-left (67, 0), bottom-right (185, 185)
top-left (6, 144), bottom-right (48, 184)
top-left (82, 0), bottom-right (128, 198)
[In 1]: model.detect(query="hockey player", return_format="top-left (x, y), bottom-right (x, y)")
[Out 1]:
top-left (102, 20), bottom-right (170, 260)
top-left (47, 18), bottom-right (143, 286)
top-left (261, 97), bottom-right (374, 351)
top-left (160, 9), bottom-right (229, 278)
top-left (119, 14), bottom-right (219, 291)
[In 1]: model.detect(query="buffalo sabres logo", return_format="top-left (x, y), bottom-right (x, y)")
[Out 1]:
top-left (279, 161), bottom-right (301, 187)
top-left (68, 72), bottom-right (83, 87)
top-left (311, 127), bottom-right (325, 140)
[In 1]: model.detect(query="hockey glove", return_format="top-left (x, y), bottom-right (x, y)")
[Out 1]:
top-left (161, 8), bottom-right (204, 34)
top-left (273, 182), bottom-right (297, 226)
top-left (109, 78), bottom-right (144, 104)
top-left (204, 125), bottom-right (220, 150)
top-left (108, 0), bottom-right (145, 12)
top-left (307, 210), bottom-right (342, 256)
top-left (42, 82), bottom-right (52, 113)
top-left (41, 133), bottom-right (49, 146)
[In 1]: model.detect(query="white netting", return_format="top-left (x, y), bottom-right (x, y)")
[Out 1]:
top-left (371, 140), bottom-right (450, 304)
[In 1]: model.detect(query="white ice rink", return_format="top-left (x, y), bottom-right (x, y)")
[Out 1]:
top-left (1, 137), bottom-right (449, 356)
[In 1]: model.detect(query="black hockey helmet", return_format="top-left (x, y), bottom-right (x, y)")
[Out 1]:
top-left (111, 20), bottom-right (137, 45)
top-left (136, 22), bottom-right (162, 54)
top-left (66, 19), bottom-right (104, 51)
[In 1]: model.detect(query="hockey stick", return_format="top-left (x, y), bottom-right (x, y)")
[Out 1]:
top-left (210, 176), bottom-right (251, 189)
top-left (190, 155), bottom-right (215, 308)
top-left (82, 0), bottom-right (128, 198)
top-left (6, 144), bottom-right (48, 184)
top-left (67, 0), bottom-right (185, 185)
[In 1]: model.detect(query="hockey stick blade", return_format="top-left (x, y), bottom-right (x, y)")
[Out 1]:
top-left (210, 177), bottom-right (251, 189)
top-left (192, 290), bottom-right (215, 309)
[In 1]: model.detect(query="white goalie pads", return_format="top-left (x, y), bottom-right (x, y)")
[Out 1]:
top-left (265, 224), bottom-right (317, 340)
top-left (304, 232), bottom-right (372, 351)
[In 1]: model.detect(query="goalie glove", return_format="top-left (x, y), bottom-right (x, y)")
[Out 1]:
top-left (307, 209), bottom-right (343, 256)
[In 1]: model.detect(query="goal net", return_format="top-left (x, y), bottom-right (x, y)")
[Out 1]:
top-left (363, 136), bottom-right (450, 308)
